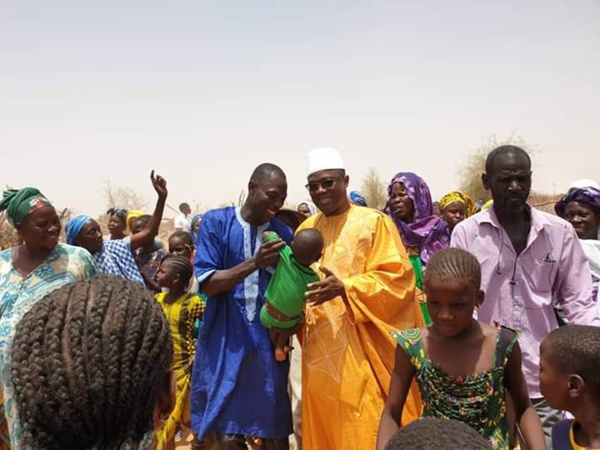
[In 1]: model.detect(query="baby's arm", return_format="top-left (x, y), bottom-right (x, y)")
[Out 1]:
top-left (503, 342), bottom-right (546, 450)
top-left (376, 345), bottom-right (415, 450)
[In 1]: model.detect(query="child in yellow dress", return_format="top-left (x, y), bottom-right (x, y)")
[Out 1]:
top-left (155, 255), bottom-right (206, 450)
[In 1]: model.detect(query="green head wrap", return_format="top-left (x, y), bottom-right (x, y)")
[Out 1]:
top-left (0, 188), bottom-right (53, 227)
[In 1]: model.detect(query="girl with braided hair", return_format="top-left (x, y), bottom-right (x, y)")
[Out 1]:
top-left (377, 248), bottom-right (545, 450)
top-left (155, 256), bottom-right (205, 450)
top-left (10, 275), bottom-right (174, 450)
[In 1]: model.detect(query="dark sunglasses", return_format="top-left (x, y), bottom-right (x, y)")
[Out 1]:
top-left (305, 177), bottom-right (343, 193)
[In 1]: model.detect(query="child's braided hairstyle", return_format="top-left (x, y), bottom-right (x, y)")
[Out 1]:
top-left (423, 248), bottom-right (482, 291)
top-left (11, 274), bottom-right (173, 449)
top-left (161, 255), bottom-right (194, 287)
top-left (385, 418), bottom-right (492, 449)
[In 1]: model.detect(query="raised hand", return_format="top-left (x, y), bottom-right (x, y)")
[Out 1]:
top-left (150, 170), bottom-right (168, 199)
top-left (305, 267), bottom-right (346, 306)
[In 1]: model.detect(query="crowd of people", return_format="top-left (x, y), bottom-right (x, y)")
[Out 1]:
top-left (0, 145), bottom-right (599, 450)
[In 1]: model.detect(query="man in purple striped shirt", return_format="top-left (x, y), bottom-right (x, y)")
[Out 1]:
top-left (451, 145), bottom-right (599, 449)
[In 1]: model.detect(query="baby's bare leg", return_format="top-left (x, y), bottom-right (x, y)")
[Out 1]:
top-left (268, 327), bottom-right (278, 346)
top-left (269, 327), bottom-right (296, 362)
top-left (274, 328), bottom-right (297, 362)
top-left (268, 328), bottom-right (286, 361)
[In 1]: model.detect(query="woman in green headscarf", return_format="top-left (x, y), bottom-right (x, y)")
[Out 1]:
top-left (0, 188), bottom-right (98, 449)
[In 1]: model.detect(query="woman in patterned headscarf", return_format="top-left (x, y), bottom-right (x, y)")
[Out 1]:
top-left (555, 186), bottom-right (600, 305)
top-left (0, 188), bottom-right (97, 449)
top-left (438, 191), bottom-right (479, 233)
top-left (385, 173), bottom-right (449, 325)
top-left (385, 172), bottom-right (449, 267)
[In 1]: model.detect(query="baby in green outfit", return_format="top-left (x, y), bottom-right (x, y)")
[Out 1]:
top-left (260, 229), bottom-right (324, 361)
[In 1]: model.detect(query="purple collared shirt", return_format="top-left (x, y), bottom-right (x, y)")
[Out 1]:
top-left (451, 206), bottom-right (599, 398)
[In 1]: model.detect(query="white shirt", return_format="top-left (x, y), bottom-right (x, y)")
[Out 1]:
top-left (174, 213), bottom-right (191, 233)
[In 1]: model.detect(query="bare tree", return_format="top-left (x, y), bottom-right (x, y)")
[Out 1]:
top-left (104, 181), bottom-right (146, 211)
top-left (360, 167), bottom-right (388, 210)
top-left (456, 134), bottom-right (537, 203)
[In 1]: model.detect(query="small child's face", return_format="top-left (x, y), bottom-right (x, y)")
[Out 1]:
top-left (155, 262), bottom-right (176, 288)
top-left (291, 239), bottom-right (322, 267)
top-left (169, 238), bottom-right (191, 259)
top-left (425, 278), bottom-right (482, 338)
top-left (539, 340), bottom-right (570, 411)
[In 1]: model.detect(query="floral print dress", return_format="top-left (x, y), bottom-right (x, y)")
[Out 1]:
top-left (392, 327), bottom-right (518, 450)
top-left (0, 244), bottom-right (97, 448)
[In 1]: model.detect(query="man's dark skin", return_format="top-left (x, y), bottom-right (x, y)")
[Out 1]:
top-left (201, 165), bottom-right (288, 298)
top-left (482, 147), bottom-right (532, 256)
top-left (303, 168), bottom-right (349, 305)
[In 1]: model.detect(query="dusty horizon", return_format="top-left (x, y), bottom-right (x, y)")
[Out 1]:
top-left (2, 1), bottom-right (598, 218)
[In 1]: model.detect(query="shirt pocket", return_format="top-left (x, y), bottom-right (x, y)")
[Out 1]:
top-left (522, 259), bottom-right (556, 308)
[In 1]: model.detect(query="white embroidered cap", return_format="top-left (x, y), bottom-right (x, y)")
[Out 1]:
top-left (306, 147), bottom-right (345, 177)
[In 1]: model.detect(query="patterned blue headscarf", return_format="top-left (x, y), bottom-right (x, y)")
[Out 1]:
top-left (65, 215), bottom-right (93, 245)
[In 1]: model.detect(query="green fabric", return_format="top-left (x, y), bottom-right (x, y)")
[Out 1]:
top-left (409, 254), bottom-right (424, 290)
top-left (392, 327), bottom-right (519, 450)
top-left (261, 233), bottom-right (320, 329)
top-left (260, 307), bottom-right (305, 330)
top-left (193, 292), bottom-right (208, 338)
top-left (419, 299), bottom-right (431, 326)
top-left (0, 188), bottom-right (52, 226)
top-left (263, 231), bottom-right (280, 244)
top-left (409, 254), bottom-right (431, 325)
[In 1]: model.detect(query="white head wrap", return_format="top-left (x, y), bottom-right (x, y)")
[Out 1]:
top-left (569, 179), bottom-right (599, 190)
top-left (307, 147), bottom-right (345, 177)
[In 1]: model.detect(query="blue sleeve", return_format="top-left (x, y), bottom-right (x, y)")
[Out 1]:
top-left (270, 219), bottom-right (294, 245)
top-left (194, 210), bottom-right (224, 284)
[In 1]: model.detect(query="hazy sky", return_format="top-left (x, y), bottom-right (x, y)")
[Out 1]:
top-left (1, 0), bottom-right (599, 217)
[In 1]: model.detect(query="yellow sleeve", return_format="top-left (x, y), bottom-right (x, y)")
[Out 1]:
top-left (342, 214), bottom-right (417, 327)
